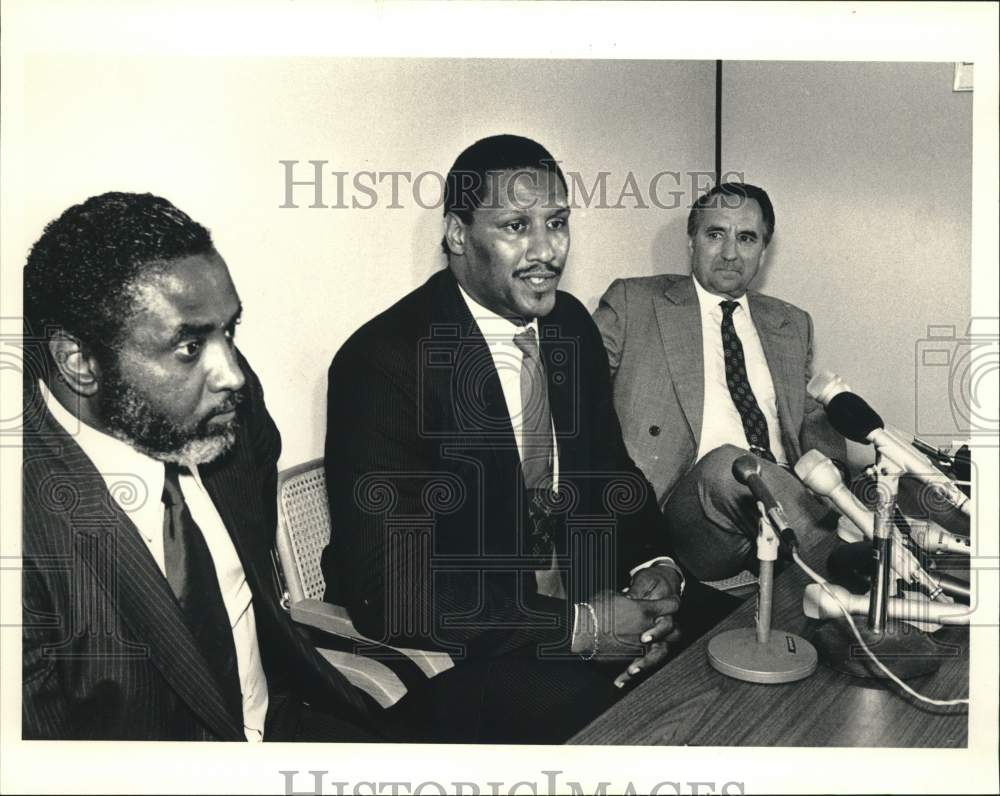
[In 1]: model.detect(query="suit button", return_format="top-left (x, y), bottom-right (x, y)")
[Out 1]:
top-left (649, 425), bottom-right (661, 436)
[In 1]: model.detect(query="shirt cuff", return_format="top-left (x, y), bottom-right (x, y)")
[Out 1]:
top-left (629, 557), bottom-right (686, 596)
top-left (571, 602), bottom-right (598, 659)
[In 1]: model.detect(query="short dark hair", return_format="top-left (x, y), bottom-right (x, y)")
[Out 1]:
top-left (687, 182), bottom-right (775, 246)
top-left (24, 192), bottom-right (215, 360)
top-left (441, 134), bottom-right (567, 254)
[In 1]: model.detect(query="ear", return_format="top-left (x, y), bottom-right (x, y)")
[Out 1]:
top-left (443, 212), bottom-right (467, 257)
top-left (48, 332), bottom-right (101, 397)
top-left (687, 236), bottom-right (694, 258)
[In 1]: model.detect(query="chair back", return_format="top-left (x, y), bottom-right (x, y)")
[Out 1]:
top-left (276, 458), bottom-right (332, 603)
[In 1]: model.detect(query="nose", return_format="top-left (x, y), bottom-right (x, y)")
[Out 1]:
top-left (722, 234), bottom-right (738, 261)
top-left (207, 339), bottom-right (246, 394)
top-left (526, 225), bottom-right (555, 265)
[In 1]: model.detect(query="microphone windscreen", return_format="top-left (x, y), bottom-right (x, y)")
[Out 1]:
top-left (825, 392), bottom-right (884, 444)
top-left (731, 454), bottom-right (760, 486)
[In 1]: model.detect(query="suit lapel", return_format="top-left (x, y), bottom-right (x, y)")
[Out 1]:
top-left (202, 462), bottom-right (274, 628)
top-left (427, 272), bottom-right (524, 561)
top-left (30, 405), bottom-right (244, 741)
top-left (749, 293), bottom-right (803, 457)
top-left (654, 277), bottom-right (704, 442)
top-left (200, 449), bottom-right (302, 651)
top-left (434, 271), bottom-right (521, 455)
top-left (201, 458), bottom-right (272, 594)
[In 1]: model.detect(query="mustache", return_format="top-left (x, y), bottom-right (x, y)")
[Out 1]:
top-left (514, 266), bottom-right (563, 278)
top-left (207, 389), bottom-right (245, 418)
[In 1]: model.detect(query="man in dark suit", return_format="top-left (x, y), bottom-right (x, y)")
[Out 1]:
top-left (21, 192), bottom-right (380, 741)
top-left (322, 135), bottom-right (703, 743)
top-left (593, 182), bottom-right (847, 582)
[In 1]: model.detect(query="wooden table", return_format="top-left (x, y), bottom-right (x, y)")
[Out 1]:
top-left (570, 535), bottom-right (969, 747)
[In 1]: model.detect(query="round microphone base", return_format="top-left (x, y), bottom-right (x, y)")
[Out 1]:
top-left (707, 628), bottom-right (818, 684)
top-left (809, 619), bottom-right (944, 679)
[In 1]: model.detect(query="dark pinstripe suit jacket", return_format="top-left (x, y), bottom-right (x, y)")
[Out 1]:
top-left (322, 269), bottom-right (667, 661)
top-left (21, 354), bottom-right (375, 740)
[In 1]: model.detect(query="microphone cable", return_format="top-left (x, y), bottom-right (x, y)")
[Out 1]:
top-left (791, 550), bottom-right (969, 708)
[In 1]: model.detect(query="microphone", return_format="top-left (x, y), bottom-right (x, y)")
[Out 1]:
top-left (803, 583), bottom-right (971, 626)
top-left (732, 454), bottom-right (798, 555)
top-left (795, 449), bottom-right (953, 601)
top-left (911, 526), bottom-right (971, 556)
top-left (807, 372), bottom-right (970, 517)
top-left (707, 455), bottom-right (819, 684)
top-left (794, 449), bottom-right (873, 538)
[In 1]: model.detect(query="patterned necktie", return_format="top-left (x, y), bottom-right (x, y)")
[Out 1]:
top-left (512, 327), bottom-right (553, 493)
top-left (162, 464), bottom-right (244, 723)
top-left (719, 300), bottom-right (776, 463)
top-left (512, 328), bottom-right (560, 567)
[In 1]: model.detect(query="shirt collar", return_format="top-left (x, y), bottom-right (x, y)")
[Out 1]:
top-left (456, 282), bottom-right (539, 344)
top-left (39, 379), bottom-right (167, 505)
top-left (692, 276), bottom-right (752, 323)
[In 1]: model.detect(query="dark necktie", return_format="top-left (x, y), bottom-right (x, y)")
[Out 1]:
top-left (719, 300), bottom-right (776, 463)
top-left (512, 328), bottom-right (558, 559)
top-left (162, 464), bottom-right (244, 723)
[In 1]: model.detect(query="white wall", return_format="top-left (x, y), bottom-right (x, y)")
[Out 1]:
top-left (721, 61), bottom-right (973, 468)
top-left (11, 57), bottom-right (715, 467)
top-left (10, 59), bottom-right (973, 471)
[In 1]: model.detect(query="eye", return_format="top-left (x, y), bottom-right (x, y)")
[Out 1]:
top-left (504, 220), bottom-right (527, 233)
top-left (547, 217), bottom-right (568, 230)
top-left (224, 317), bottom-right (241, 343)
top-left (738, 234), bottom-right (757, 244)
top-left (706, 231), bottom-right (724, 240)
top-left (175, 340), bottom-right (203, 362)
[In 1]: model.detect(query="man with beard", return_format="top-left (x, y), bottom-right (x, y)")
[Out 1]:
top-left (21, 192), bottom-right (382, 741)
top-left (322, 135), bottom-right (701, 743)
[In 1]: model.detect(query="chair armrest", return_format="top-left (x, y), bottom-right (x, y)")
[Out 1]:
top-left (290, 598), bottom-right (358, 636)
top-left (313, 648), bottom-right (407, 709)
top-left (291, 599), bottom-right (454, 678)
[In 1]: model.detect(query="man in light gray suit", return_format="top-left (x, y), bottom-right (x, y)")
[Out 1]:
top-left (593, 183), bottom-right (846, 581)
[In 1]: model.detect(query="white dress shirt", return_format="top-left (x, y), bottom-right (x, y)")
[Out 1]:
top-left (456, 285), bottom-right (560, 484)
top-left (692, 278), bottom-right (788, 466)
top-left (41, 381), bottom-right (268, 741)
top-left (456, 286), bottom-right (683, 607)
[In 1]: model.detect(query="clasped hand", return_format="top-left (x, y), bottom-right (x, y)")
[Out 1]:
top-left (573, 565), bottom-right (683, 688)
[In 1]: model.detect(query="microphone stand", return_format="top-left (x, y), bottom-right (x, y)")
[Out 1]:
top-left (810, 451), bottom-right (947, 679)
top-left (707, 504), bottom-right (817, 684)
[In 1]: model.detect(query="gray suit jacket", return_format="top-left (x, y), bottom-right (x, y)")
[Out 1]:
top-left (593, 274), bottom-right (845, 506)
